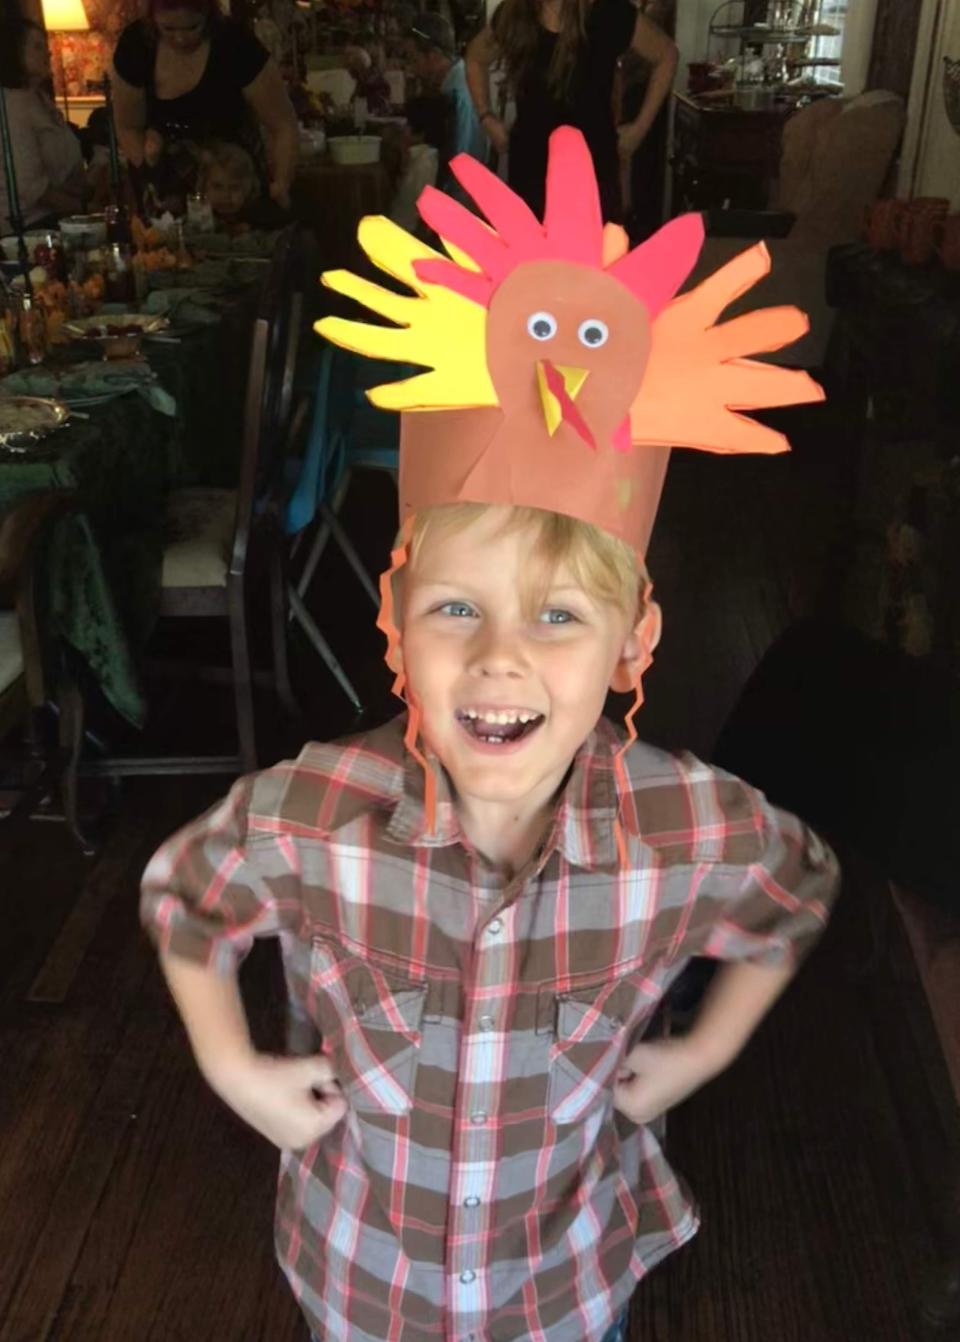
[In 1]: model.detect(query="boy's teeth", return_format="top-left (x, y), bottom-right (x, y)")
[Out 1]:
top-left (462, 709), bottom-right (541, 725)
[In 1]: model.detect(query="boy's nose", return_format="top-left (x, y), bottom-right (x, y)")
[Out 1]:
top-left (468, 625), bottom-right (527, 677)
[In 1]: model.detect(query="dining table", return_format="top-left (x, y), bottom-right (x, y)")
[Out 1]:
top-left (0, 248), bottom-right (273, 731)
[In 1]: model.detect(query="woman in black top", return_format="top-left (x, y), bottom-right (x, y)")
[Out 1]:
top-left (466, 0), bottom-right (676, 224)
top-left (111, 0), bottom-right (297, 211)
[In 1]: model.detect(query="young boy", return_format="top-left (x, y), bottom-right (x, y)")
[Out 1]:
top-left (141, 129), bottom-right (839, 1342)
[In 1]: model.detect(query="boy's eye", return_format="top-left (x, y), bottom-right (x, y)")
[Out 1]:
top-left (438, 601), bottom-right (478, 618)
top-left (539, 608), bottom-right (577, 625)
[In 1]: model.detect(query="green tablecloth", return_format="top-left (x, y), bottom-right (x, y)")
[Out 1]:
top-left (0, 271), bottom-right (263, 727)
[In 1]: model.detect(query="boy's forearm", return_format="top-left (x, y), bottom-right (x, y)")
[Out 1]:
top-left (685, 958), bottom-right (795, 1074)
top-left (159, 951), bottom-right (256, 1086)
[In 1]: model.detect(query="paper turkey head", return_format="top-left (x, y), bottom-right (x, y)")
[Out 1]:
top-left (485, 259), bottom-right (651, 453)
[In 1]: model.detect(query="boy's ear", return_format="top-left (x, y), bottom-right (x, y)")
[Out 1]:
top-left (609, 600), bottom-right (662, 694)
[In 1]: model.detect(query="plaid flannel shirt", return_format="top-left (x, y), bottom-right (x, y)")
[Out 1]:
top-left (141, 715), bottom-right (839, 1342)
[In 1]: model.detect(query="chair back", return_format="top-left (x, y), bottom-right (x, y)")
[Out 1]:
top-left (284, 344), bottom-right (354, 537)
top-left (0, 493), bottom-right (74, 708)
top-left (777, 91), bottom-right (906, 249)
top-left (284, 344), bottom-right (404, 538)
top-left (231, 225), bottom-right (305, 579)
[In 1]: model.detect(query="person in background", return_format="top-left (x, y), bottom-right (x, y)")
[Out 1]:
top-left (466, 0), bottom-right (677, 223)
top-left (405, 11), bottom-right (488, 181)
top-left (343, 43), bottom-right (392, 116)
top-left (620, 0), bottom-right (676, 239)
top-left (389, 92), bottom-right (453, 233)
top-left (0, 17), bottom-right (84, 233)
top-left (111, 0), bottom-right (298, 210)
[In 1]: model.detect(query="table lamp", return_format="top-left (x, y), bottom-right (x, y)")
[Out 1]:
top-left (41, 0), bottom-right (90, 124)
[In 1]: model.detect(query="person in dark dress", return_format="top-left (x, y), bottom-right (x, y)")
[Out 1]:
top-left (466, 0), bottom-right (676, 224)
top-left (111, 0), bottom-right (298, 213)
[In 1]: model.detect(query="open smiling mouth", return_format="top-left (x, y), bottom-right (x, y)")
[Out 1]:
top-left (455, 708), bottom-right (546, 746)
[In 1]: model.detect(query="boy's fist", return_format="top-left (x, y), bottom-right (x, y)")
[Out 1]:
top-left (208, 1051), bottom-right (347, 1151)
top-left (613, 1036), bottom-right (720, 1126)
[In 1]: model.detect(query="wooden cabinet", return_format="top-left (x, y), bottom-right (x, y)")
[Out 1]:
top-left (671, 91), bottom-right (797, 212)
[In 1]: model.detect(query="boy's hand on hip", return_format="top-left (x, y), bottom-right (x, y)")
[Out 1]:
top-left (613, 1036), bottom-right (720, 1125)
top-left (209, 1051), bottom-right (347, 1151)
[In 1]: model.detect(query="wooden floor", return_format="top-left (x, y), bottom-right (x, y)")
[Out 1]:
top-left (1, 403), bottom-right (958, 1341)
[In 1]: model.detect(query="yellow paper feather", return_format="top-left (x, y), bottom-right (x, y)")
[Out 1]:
top-left (315, 215), bottom-right (497, 411)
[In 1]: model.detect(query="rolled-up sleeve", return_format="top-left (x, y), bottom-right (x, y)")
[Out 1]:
top-left (141, 775), bottom-right (302, 973)
top-left (701, 796), bottom-right (840, 971)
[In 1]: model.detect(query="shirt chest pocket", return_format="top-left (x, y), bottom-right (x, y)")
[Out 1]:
top-left (309, 938), bottom-right (427, 1116)
top-left (546, 978), bottom-right (639, 1126)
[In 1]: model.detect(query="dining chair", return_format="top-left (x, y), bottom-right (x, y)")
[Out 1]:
top-left (0, 492), bottom-right (93, 851)
top-left (83, 225), bottom-right (306, 779)
top-left (0, 497), bottom-right (43, 753)
top-left (275, 344), bottom-right (403, 713)
top-left (685, 91), bottom-right (906, 371)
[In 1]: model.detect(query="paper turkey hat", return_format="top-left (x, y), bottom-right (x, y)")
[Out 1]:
top-left (316, 126), bottom-right (824, 556)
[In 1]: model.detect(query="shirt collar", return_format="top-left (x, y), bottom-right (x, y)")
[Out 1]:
top-left (386, 719), bottom-right (623, 871)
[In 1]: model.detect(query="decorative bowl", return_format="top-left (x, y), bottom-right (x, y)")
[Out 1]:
top-left (328, 135), bottom-right (382, 166)
top-left (62, 312), bottom-right (170, 360)
top-left (59, 213), bottom-right (108, 248)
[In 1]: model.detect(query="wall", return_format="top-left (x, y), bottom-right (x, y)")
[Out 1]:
top-left (899, 0), bottom-right (960, 203)
top-left (675, 0), bottom-right (714, 81)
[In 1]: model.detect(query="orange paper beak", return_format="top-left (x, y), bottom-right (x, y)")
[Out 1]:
top-left (537, 360), bottom-right (594, 448)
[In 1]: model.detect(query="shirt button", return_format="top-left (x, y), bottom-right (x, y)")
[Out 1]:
top-left (477, 1014), bottom-right (495, 1031)
top-left (487, 918), bottom-right (503, 935)
top-left (470, 1110), bottom-right (487, 1125)
top-left (463, 1195), bottom-right (481, 1208)
top-left (459, 1269), bottom-right (476, 1284)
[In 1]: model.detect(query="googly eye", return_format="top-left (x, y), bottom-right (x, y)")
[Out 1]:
top-left (578, 319), bottom-right (609, 348)
top-left (527, 311), bottom-right (558, 341)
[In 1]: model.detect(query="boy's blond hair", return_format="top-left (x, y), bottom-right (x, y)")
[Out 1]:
top-left (405, 503), bottom-right (648, 621)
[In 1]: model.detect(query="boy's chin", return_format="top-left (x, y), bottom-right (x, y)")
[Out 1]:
top-left (440, 740), bottom-right (570, 803)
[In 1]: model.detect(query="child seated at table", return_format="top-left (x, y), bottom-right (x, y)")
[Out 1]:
top-left (389, 93), bottom-right (453, 234)
top-left (198, 141), bottom-right (288, 233)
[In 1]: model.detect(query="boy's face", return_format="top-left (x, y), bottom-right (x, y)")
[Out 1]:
top-left (399, 508), bottom-right (653, 813)
top-left (207, 168), bottom-right (249, 217)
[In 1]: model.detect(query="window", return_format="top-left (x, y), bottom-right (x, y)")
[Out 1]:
top-left (807, 0), bottom-right (848, 86)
